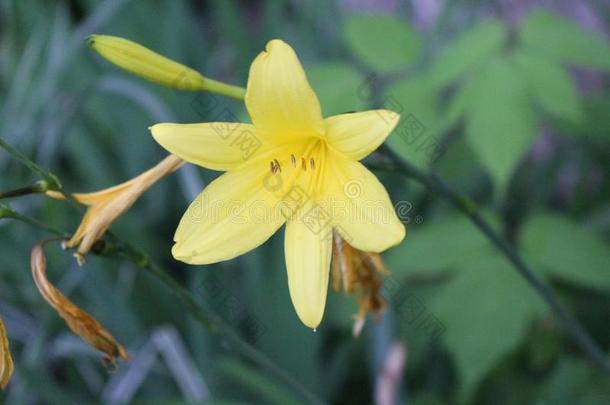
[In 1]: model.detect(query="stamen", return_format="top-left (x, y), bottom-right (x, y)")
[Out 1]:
top-left (310, 158), bottom-right (315, 170)
top-left (270, 161), bottom-right (275, 173)
top-left (274, 159), bottom-right (282, 173)
top-left (301, 157), bottom-right (307, 171)
top-left (290, 154), bottom-right (297, 167)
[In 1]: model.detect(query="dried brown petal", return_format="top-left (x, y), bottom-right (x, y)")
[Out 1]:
top-left (46, 154), bottom-right (183, 260)
top-left (331, 232), bottom-right (391, 335)
top-left (0, 317), bottom-right (14, 389)
top-left (31, 243), bottom-right (128, 363)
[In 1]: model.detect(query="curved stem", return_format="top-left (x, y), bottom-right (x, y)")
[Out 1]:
top-left (375, 144), bottom-right (610, 375)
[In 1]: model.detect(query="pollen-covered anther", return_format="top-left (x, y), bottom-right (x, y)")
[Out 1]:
top-left (270, 159), bottom-right (282, 174)
top-left (301, 157), bottom-right (307, 171)
top-left (310, 158), bottom-right (315, 170)
top-left (290, 154), bottom-right (297, 167)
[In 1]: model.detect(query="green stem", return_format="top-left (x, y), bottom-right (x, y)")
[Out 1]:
top-left (0, 204), bottom-right (65, 235)
top-left (0, 181), bottom-right (51, 200)
top-left (0, 137), bottom-right (61, 190)
top-left (204, 78), bottom-right (247, 100)
top-left (376, 144), bottom-right (610, 375)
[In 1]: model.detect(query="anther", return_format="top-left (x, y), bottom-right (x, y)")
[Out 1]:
top-left (301, 157), bottom-right (307, 171)
top-left (310, 158), bottom-right (315, 170)
top-left (274, 159), bottom-right (282, 173)
top-left (290, 154), bottom-right (297, 167)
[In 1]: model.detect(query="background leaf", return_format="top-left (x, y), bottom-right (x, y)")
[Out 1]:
top-left (343, 13), bottom-right (420, 73)
top-left (465, 57), bottom-right (537, 191)
top-left (511, 49), bottom-right (582, 121)
top-left (383, 76), bottom-right (440, 168)
top-left (431, 253), bottom-right (546, 401)
top-left (521, 214), bottom-right (610, 291)
top-left (519, 10), bottom-right (610, 69)
top-left (429, 20), bottom-right (507, 88)
top-left (307, 62), bottom-right (367, 116)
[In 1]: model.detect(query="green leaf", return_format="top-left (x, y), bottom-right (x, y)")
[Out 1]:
top-left (519, 10), bottom-right (610, 69)
top-left (552, 94), bottom-right (610, 144)
top-left (442, 71), bottom-right (485, 127)
top-left (431, 253), bottom-right (546, 401)
top-left (536, 357), bottom-right (610, 404)
top-left (465, 58), bottom-right (538, 191)
top-left (521, 214), bottom-right (610, 291)
top-left (429, 20), bottom-right (508, 87)
top-left (343, 13), bottom-right (420, 73)
top-left (383, 76), bottom-right (440, 168)
top-left (511, 49), bottom-right (582, 121)
top-left (306, 62), bottom-right (368, 116)
top-left (384, 216), bottom-right (490, 275)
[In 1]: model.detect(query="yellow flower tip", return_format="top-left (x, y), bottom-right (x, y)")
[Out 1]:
top-left (382, 109), bottom-right (401, 129)
top-left (265, 38), bottom-right (289, 52)
top-left (45, 190), bottom-right (67, 201)
top-left (297, 310), bottom-right (323, 330)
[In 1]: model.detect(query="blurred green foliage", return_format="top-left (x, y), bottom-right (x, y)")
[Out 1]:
top-left (1, 0), bottom-right (609, 404)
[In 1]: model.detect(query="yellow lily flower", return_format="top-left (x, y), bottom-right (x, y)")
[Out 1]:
top-left (47, 155), bottom-right (184, 263)
top-left (150, 40), bottom-right (405, 328)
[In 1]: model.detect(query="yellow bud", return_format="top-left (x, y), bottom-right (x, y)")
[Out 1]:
top-left (88, 35), bottom-right (206, 90)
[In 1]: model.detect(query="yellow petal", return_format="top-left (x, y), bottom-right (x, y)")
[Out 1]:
top-left (246, 39), bottom-right (324, 142)
top-left (51, 155), bottom-right (183, 258)
top-left (0, 317), bottom-right (13, 389)
top-left (284, 211), bottom-right (332, 329)
top-left (322, 152), bottom-right (405, 252)
top-left (172, 149), bottom-right (290, 264)
top-left (151, 123), bottom-right (267, 171)
top-left (325, 110), bottom-right (400, 160)
top-left (89, 35), bottom-right (207, 91)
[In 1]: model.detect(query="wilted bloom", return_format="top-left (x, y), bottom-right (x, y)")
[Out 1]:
top-left (47, 155), bottom-right (183, 263)
top-left (0, 318), bottom-right (13, 389)
top-left (150, 39), bottom-right (405, 328)
top-left (331, 231), bottom-right (389, 336)
top-left (88, 35), bottom-right (245, 99)
top-left (31, 242), bottom-right (128, 364)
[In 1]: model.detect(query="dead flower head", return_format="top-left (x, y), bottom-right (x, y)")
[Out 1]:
top-left (46, 155), bottom-right (183, 264)
top-left (331, 231), bottom-right (390, 337)
top-left (0, 317), bottom-right (13, 389)
top-left (31, 242), bottom-right (129, 365)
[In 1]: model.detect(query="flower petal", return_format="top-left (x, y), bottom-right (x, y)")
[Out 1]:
top-left (172, 154), bottom-right (287, 264)
top-left (322, 152), bottom-right (405, 252)
top-left (284, 212), bottom-right (332, 328)
top-left (246, 40), bottom-right (324, 142)
top-left (325, 110), bottom-right (400, 160)
top-left (151, 123), bottom-right (267, 171)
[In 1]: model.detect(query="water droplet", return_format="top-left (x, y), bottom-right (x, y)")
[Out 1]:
top-left (313, 328), bottom-right (317, 333)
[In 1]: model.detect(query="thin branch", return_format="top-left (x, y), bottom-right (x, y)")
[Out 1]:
top-left (0, 137), bottom-right (61, 190)
top-left (375, 144), bottom-right (610, 375)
